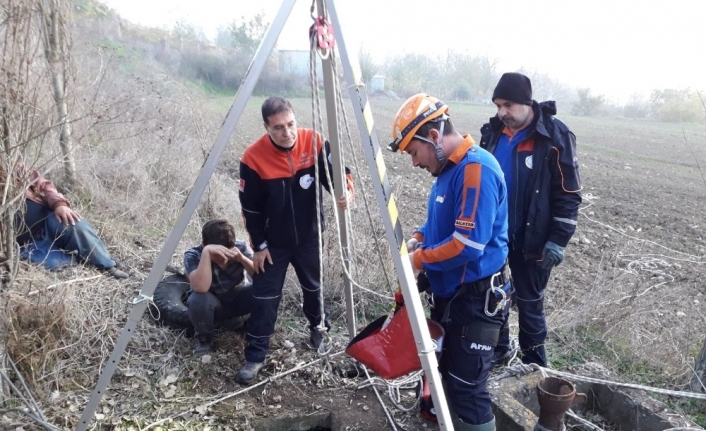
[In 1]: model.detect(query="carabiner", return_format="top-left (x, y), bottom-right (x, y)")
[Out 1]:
top-left (484, 284), bottom-right (507, 317)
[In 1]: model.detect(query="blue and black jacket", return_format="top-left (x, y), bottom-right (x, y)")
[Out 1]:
top-left (480, 101), bottom-right (582, 259)
top-left (411, 136), bottom-right (509, 298)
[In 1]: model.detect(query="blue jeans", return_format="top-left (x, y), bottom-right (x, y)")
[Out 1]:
top-left (18, 200), bottom-right (116, 270)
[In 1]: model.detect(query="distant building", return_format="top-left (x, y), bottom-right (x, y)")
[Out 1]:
top-left (370, 74), bottom-right (385, 92)
top-left (278, 49), bottom-right (323, 77)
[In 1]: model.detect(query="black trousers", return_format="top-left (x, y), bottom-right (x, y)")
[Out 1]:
top-left (496, 250), bottom-right (551, 366)
top-left (432, 284), bottom-right (510, 425)
top-left (244, 238), bottom-right (326, 363)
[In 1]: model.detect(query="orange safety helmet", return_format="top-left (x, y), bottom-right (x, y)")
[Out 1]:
top-left (389, 93), bottom-right (449, 153)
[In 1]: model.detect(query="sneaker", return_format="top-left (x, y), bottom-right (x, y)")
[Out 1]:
top-left (235, 361), bottom-right (264, 384)
top-left (105, 266), bottom-right (129, 279)
top-left (193, 338), bottom-right (213, 357)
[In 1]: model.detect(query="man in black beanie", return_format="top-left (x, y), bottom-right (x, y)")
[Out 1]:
top-left (479, 73), bottom-right (582, 368)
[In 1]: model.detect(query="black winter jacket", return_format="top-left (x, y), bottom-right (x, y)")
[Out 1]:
top-left (480, 101), bottom-right (581, 258)
top-left (239, 129), bottom-right (352, 251)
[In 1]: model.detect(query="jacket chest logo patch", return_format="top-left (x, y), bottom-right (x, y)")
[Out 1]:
top-left (435, 195), bottom-right (445, 203)
top-left (300, 174), bottom-right (315, 189)
top-left (525, 156), bottom-right (533, 169)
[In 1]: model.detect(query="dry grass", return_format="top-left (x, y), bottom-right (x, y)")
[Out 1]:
top-left (0, 43), bottom-right (403, 428)
top-left (546, 200), bottom-right (706, 390)
top-left (1, 28), bottom-right (705, 430)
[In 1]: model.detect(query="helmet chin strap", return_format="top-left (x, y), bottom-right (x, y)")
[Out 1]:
top-left (433, 120), bottom-right (446, 167)
top-left (411, 117), bottom-right (448, 175)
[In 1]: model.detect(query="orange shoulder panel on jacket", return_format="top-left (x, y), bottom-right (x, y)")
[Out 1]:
top-left (241, 134), bottom-right (291, 180)
top-left (242, 130), bottom-right (325, 180)
top-left (518, 138), bottom-right (534, 152)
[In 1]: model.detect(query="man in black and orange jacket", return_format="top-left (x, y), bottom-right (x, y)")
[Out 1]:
top-left (236, 96), bottom-right (353, 384)
top-left (480, 73), bottom-right (582, 369)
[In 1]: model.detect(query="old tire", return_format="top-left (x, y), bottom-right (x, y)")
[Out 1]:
top-left (152, 274), bottom-right (193, 330)
top-left (150, 273), bottom-right (252, 334)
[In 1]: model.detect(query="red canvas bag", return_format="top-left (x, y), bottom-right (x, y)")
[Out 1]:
top-left (345, 292), bottom-right (444, 380)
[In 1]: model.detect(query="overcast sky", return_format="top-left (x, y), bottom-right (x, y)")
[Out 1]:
top-left (102, 0), bottom-right (705, 103)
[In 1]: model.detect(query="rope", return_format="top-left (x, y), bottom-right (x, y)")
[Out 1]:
top-left (309, 21), bottom-right (333, 364)
top-left (357, 365), bottom-right (404, 431)
top-left (356, 370), bottom-right (424, 413)
top-left (307, 22), bottom-right (398, 308)
top-left (542, 367), bottom-right (706, 401)
top-left (305, 33), bottom-right (399, 310)
top-left (305, 16), bottom-right (412, 430)
top-left (329, 51), bottom-right (396, 296)
top-left (490, 362), bottom-right (706, 400)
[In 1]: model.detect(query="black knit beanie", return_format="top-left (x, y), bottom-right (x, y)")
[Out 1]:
top-left (492, 72), bottom-right (533, 105)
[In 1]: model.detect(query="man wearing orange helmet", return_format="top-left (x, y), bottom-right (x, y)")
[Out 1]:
top-left (480, 73), bottom-right (582, 368)
top-left (390, 94), bottom-right (512, 431)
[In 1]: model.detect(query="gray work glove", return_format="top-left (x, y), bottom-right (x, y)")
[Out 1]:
top-left (540, 241), bottom-right (564, 270)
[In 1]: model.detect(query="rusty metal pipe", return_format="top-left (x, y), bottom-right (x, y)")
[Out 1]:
top-left (536, 376), bottom-right (587, 431)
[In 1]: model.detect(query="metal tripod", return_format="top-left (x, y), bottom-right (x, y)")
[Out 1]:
top-left (75, 0), bottom-right (452, 429)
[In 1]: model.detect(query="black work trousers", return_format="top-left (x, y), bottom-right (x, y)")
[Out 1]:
top-left (432, 283), bottom-right (511, 425)
top-left (496, 250), bottom-right (552, 367)
top-left (244, 238), bottom-right (326, 363)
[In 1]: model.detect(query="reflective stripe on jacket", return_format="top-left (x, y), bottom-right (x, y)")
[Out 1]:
top-left (412, 136), bottom-right (509, 298)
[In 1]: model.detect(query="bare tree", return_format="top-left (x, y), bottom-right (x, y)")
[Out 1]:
top-left (572, 87), bottom-right (605, 116)
top-left (38, 0), bottom-right (76, 186)
top-left (228, 12), bottom-right (267, 55)
top-left (479, 55), bottom-right (499, 99)
top-left (358, 46), bottom-right (377, 86)
top-left (1, 1), bottom-right (38, 284)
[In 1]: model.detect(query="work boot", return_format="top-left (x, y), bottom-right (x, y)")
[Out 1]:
top-left (105, 266), bottom-right (129, 279)
top-left (193, 337), bottom-right (213, 357)
top-left (309, 315), bottom-right (331, 349)
top-left (310, 327), bottom-right (326, 349)
top-left (521, 344), bottom-right (547, 367)
top-left (453, 415), bottom-right (496, 431)
top-left (235, 361), bottom-right (264, 384)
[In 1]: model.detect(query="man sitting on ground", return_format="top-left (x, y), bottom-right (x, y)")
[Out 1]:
top-left (14, 163), bottom-right (128, 279)
top-left (184, 218), bottom-right (256, 356)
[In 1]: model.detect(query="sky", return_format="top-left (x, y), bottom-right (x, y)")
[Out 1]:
top-left (101, 0), bottom-right (706, 104)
